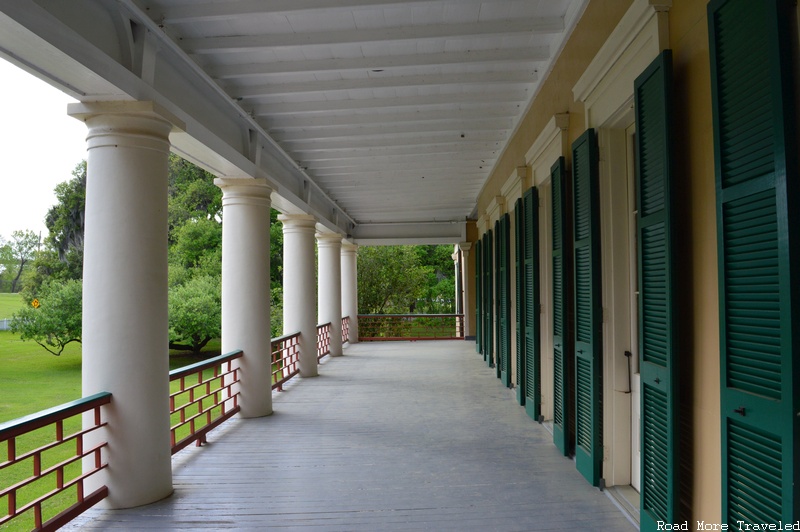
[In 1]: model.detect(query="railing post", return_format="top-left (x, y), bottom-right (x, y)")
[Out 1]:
top-left (216, 177), bottom-right (274, 418)
top-left (317, 233), bottom-right (343, 357)
top-left (279, 215), bottom-right (318, 377)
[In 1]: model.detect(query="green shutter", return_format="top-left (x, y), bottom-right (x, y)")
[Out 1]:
top-left (635, 49), bottom-right (678, 531)
top-left (475, 238), bottom-right (482, 354)
top-left (709, 0), bottom-right (799, 525)
top-left (495, 214), bottom-right (511, 386)
top-left (484, 230), bottom-right (494, 367)
top-left (494, 220), bottom-right (501, 374)
top-left (552, 157), bottom-right (570, 456)
top-left (515, 198), bottom-right (526, 405)
top-left (572, 128), bottom-right (602, 487)
top-left (524, 187), bottom-right (542, 422)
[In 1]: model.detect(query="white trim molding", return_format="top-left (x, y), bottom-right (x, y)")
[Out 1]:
top-left (572, 0), bottom-right (671, 128)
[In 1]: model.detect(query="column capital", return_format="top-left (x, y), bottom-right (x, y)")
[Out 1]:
top-left (316, 232), bottom-right (343, 247)
top-left (278, 213), bottom-right (316, 234)
top-left (341, 242), bottom-right (359, 254)
top-left (459, 242), bottom-right (472, 255)
top-left (69, 100), bottom-right (185, 131)
top-left (215, 178), bottom-right (272, 208)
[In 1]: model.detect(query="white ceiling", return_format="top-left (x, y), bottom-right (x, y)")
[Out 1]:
top-left (138, 0), bottom-right (586, 226)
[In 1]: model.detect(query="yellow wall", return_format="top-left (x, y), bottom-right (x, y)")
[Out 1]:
top-left (475, 0), bottom-right (633, 216)
top-left (670, 0), bottom-right (720, 526)
top-left (474, 0), bottom-right (724, 526)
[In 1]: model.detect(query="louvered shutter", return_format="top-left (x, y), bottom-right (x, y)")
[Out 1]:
top-left (484, 230), bottom-right (493, 367)
top-left (572, 129), bottom-right (602, 487)
top-left (500, 214), bottom-right (511, 386)
top-left (524, 187), bottom-right (541, 421)
top-left (635, 49), bottom-right (678, 531)
top-left (551, 157), bottom-right (570, 455)
top-left (475, 238), bottom-right (482, 354)
top-left (515, 198), bottom-right (526, 405)
top-left (495, 214), bottom-right (511, 386)
top-left (495, 220), bottom-right (501, 375)
top-left (709, 0), bottom-right (799, 524)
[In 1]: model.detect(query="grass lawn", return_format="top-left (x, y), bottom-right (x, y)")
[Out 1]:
top-left (0, 293), bottom-right (25, 320)
top-left (0, 331), bottom-right (223, 530)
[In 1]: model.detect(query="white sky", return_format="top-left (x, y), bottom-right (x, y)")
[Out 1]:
top-left (0, 58), bottom-right (87, 242)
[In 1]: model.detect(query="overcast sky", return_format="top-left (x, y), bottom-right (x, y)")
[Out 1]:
top-left (0, 58), bottom-right (87, 242)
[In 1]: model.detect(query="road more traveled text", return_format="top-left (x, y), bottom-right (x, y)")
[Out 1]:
top-left (658, 522), bottom-right (800, 531)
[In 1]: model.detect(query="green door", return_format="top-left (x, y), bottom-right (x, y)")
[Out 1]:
top-left (551, 157), bottom-right (571, 456)
top-left (572, 129), bottom-right (602, 487)
top-left (523, 187), bottom-right (542, 421)
top-left (515, 198), bottom-right (526, 405)
top-left (709, 0), bottom-right (799, 524)
top-left (635, 49), bottom-right (678, 530)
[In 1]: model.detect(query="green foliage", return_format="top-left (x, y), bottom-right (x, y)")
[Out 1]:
top-left (357, 245), bottom-right (431, 314)
top-left (45, 161), bottom-right (86, 263)
top-left (10, 279), bottom-right (82, 356)
top-left (21, 162), bottom-right (86, 298)
top-left (168, 275), bottom-right (221, 355)
top-left (167, 153), bottom-right (222, 236)
top-left (170, 218), bottom-right (222, 272)
top-left (357, 244), bottom-right (457, 315)
top-left (3, 229), bottom-right (40, 293)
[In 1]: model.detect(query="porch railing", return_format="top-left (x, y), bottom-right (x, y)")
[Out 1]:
top-left (272, 332), bottom-right (300, 391)
top-left (358, 314), bottom-right (465, 341)
top-left (0, 392), bottom-right (112, 530)
top-left (342, 316), bottom-right (350, 344)
top-left (169, 350), bottom-right (243, 455)
top-left (3, 324), bottom-right (343, 529)
top-left (317, 322), bottom-right (331, 361)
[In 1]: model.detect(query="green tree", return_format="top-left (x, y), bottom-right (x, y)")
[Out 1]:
top-left (168, 275), bottom-right (221, 355)
top-left (357, 245), bottom-right (430, 314)
top-left (10, 279), bottom-right (82, 355)
top-left (21, 162), bottom-right (86, 297)
top-left (7, 230), bottom-right (40, 293)
top-left (46, 161), bottom-right (86, 265)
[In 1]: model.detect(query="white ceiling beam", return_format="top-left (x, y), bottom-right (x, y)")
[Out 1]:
top-left (182, 17), bottom-right (564, 53)
top-left (262, 106), bottom-right (520, 128)
top-left (248, 91), bottom-right (529, 115)
top-left (273, 125), bottom-right (508, 143)
top-left (287, 141), bottom-right (500, 159)
top-left (268, 118), bottom-right (512, 139)
top-left (229, 71), bottom-right (535, 98)
top-left (159, 0), bottom-right (489, 24)
top-left (306, 154), bottom-right (495, 170)
top-left (279, 132), bottom-right (504, 150)
top-left (212, 47), bottom-right (549, 78)
top-left (310, 159), bottom-right (487, 174)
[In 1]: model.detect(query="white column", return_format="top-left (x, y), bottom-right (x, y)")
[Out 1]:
top-left (317, 233), bottom-right (343, 357)
top-left (279, 214), bottom-right (318, 376)
top-left (341, 243), bottom-right (359, 343)
top-left (459, 242), bottom-right (473, 338)
top-left (70, 101), bottom-right (181, 509)
top-left (215, 177), bottom-right (273, 418)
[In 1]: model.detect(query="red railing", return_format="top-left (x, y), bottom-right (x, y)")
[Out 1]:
top-left (272, 332), bottom-right (300, 391)
top-left (342, 316), bottom-right (350, 344)
top-left (317, 322), bottom-right (331, 361)
top-left (169, 350), bottom-right (242, 455)
top-left (0, 392), bottom-right (111, 531)
top-left (358, 314), bottom-right (465, 341)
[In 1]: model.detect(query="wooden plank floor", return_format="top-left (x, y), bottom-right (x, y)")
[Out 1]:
top-left (68, 341), bottom-right (637, 531)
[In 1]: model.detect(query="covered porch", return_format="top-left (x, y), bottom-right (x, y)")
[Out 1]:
top-left (66, 341), bottom-right (636, 531)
